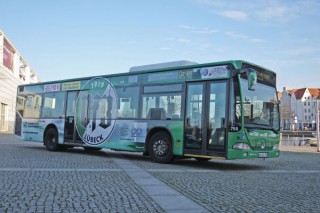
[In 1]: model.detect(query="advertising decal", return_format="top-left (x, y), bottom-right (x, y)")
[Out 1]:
top-left (3, 39), bottom-right (13, 71)
top-left (76, 78), bottom-right (118, 146)
top-left (194, 66), bottom-right (229, 79)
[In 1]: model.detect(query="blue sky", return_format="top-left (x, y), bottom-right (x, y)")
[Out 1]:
top-left (1, 0), bottom-right (320, 90)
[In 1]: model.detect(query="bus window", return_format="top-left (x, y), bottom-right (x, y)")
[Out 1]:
top-left (19, 94), bottom-right (42, 118)
top-left (142, 94), bottom-right (181, 119)
top-left (116, 87), bottom-right (139, 118)
top-left (142, 84), bottom-right (182, 119)
top-left (41, 92), bottom-right (66, 118)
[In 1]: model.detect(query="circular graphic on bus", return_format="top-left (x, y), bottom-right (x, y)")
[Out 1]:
top-left (75, 78), bottom-right (118, 145)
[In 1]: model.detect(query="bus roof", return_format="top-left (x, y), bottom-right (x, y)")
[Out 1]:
top-left (129, 60), bottom-right (198, 72)
top-left (19, 60), bottom-right (275, 87)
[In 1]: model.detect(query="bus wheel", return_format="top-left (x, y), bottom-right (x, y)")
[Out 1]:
top-left (148, 132), bottom-right (174, 164)
top-left (44, 128), bottom-right (59, 151)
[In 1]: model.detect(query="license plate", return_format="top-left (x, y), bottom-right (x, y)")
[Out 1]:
top-left (259, 153), bottom-right (268, 158)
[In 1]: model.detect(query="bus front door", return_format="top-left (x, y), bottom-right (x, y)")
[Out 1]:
top-left (64, 91), bottom-right (81, 142)
top-left (184, 81), bottom-right (227, 157)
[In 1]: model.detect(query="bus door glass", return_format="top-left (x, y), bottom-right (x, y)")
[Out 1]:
top-left (185, 81), bottom-right (227, 154)
top-left (64, 91), bottom-right (79, 141)
top-left (208, 82), bottom-right (227, 151)
top-left (185, 83), bottom-right (204, 150)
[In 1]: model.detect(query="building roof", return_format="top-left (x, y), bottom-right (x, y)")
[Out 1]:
top-left (283, 88), bottom-right (320, 100)
top-left (293, 88), bottom-right (307, 100)
top-left (308, 88), bottom-right (320, 99)
top-left (287, 89), bottom-right (294, 96)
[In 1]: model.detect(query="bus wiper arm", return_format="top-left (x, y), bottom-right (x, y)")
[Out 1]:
top-left (246, 124), bottom-right (279, 133)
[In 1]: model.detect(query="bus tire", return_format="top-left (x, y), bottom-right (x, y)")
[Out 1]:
top-left (148, 131), bottom-right (174, 164)
top-left (44, 128), bottom-right (59, 151)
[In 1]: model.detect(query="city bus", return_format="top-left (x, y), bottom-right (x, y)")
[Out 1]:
top-left (14, 60), bottom-right (280, 163)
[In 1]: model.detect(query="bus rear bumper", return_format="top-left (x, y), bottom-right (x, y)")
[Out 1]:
top-left (227, 149), bottom-right (280, 160)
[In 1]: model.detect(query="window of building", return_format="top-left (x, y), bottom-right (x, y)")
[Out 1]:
top-left (304, 102), bottom-right (306, 106)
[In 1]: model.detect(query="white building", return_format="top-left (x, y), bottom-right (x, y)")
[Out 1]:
top-left (280, 87), bottom-right (320, 130)
top-left (0, 29), bottom-right (41, 133)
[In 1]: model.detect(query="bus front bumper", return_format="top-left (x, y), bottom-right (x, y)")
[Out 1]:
top-left (227, 149), bottom-right (280, 160)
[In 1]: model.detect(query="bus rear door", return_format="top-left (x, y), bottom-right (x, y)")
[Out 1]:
top-left (64, 91), bottom-right (83, 143)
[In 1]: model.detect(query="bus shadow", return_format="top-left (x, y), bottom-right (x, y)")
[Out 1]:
top-left (23, 146), bottom-right (268, 171)
top-left (173, 159), bottom-right (267, 171)
top-left (103, 151), bottom-right (268, 171)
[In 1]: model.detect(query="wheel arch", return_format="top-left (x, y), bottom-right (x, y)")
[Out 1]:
top-left (43, 123), bottom-right (59, 144)
top-left (144, 127), bottom-right (173, 155)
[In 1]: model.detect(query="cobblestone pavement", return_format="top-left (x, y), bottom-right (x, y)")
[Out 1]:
top-left (1, 134), bottom-right (319, 212)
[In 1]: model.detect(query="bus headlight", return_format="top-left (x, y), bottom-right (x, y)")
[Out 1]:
top-left (273, 144), bottom-right (279, 150)
top-left (233, 143), bottom-right (251, 150)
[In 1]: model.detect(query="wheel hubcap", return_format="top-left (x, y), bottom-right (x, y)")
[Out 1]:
top-left (153, 138), bottom-right (169, 157)
top-left (48, 134), bottom-right (55, 145)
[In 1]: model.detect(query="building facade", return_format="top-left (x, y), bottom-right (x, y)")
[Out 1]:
top-left (280, 87), bottom-right (320, 130)
top-left (0, 30), bottom-right (41, 133)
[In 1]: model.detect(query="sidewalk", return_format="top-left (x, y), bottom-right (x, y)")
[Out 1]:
top-left (280, 145), bottom-right (320, 153)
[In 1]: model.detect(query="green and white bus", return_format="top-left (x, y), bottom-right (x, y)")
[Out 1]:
top-left (14, 60), bottom-right (280, 163)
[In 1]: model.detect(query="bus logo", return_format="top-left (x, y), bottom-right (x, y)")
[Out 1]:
top-left (75, 78), bottom-right (118, 145)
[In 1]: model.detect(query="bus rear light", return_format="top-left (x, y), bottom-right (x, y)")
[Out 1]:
top-left (233, 143), bottom-right (251, 150)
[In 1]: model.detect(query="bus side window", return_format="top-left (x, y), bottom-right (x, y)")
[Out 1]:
top-left (167, 102), bottom-right (180, 119)
top-left (41, 92), bottom-right (66, 118)
top-left (116, 86), bottom-right (139, 118)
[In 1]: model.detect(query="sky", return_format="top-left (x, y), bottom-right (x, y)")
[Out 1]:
top-left (1, 0), bottom-right (320, 90)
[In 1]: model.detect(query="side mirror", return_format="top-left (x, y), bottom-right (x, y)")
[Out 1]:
top-left (246, 69), bottom-right (257, 91)
top-left (235, 68), bottom-right (258, 91)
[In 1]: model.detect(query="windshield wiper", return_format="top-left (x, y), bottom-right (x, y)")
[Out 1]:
top-left (245, 124), bottom-right (279, 133)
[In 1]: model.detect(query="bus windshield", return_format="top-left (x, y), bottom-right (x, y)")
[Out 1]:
top-left (237, 77), bottom-right (280, 132)
top-left (231, 70), bottom-right (280, 132)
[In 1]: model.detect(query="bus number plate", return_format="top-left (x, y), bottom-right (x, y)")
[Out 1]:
top-left (259, 153), bottom-right (268, 158)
